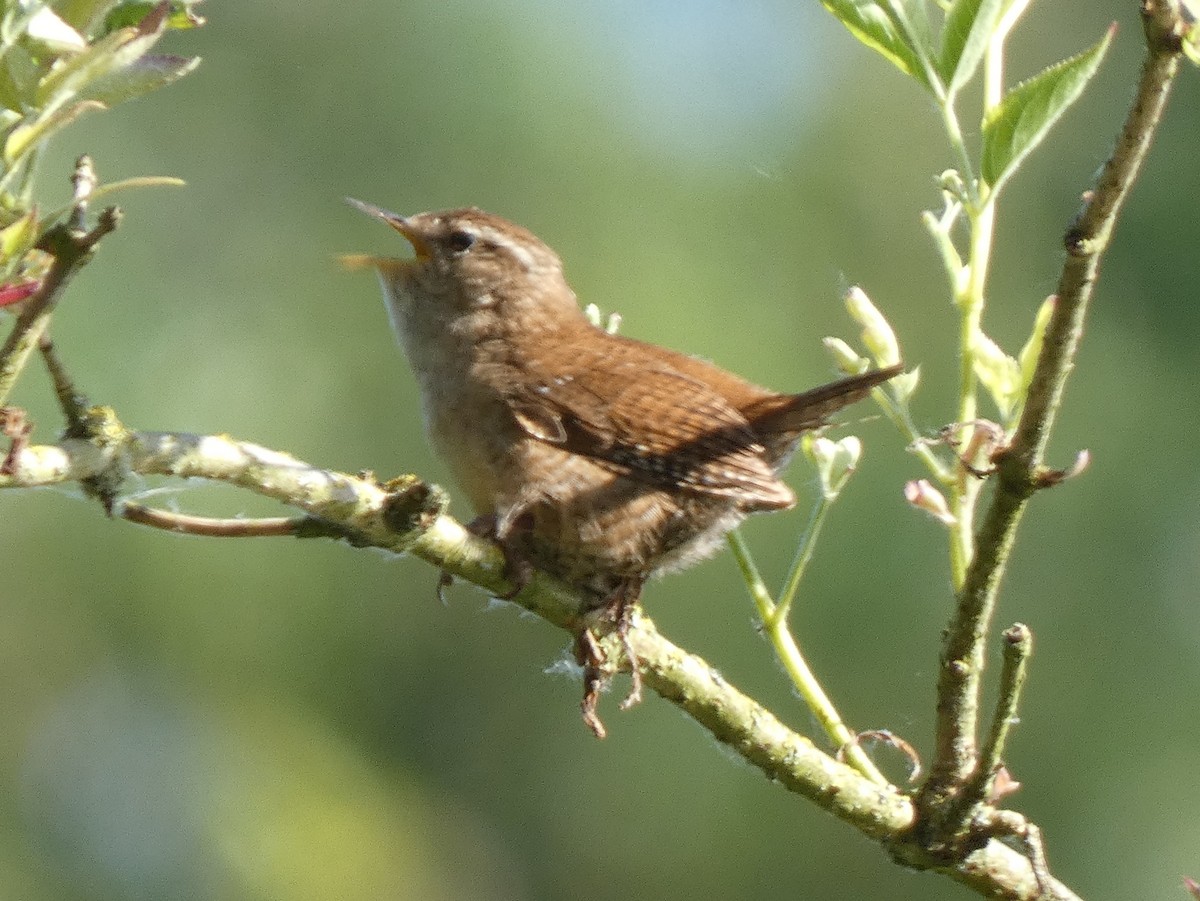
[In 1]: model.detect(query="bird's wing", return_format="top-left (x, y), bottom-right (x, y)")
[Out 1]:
top-left (509, 343), bottom-right (793, 510)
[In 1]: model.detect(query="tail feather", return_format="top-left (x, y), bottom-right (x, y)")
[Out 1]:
top-left (742, 363), bottom-right (903, 436)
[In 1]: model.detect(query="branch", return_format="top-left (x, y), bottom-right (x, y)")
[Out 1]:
top-left (121, 502), bottom-right (304, 536)
top-left (972, 623), bottom-right (1034, 802)
top-left (0, 157), bottom-right (117, 408)
top-left (2, 422), bottom-right (1079, 898)
top-left (920, 0), bottom-right (1188, 828)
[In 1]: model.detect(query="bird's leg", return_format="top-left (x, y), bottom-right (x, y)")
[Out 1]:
top-left (574, 627), bottom-right (608, 739)
top-left (441, 511), bottom-right (535, 601)
top-left (574, 576), bottom-right (645, 737)
top-left (606, 578), bottom-right (645, 711)
top-left (489, 509), bottom-right (535, 599)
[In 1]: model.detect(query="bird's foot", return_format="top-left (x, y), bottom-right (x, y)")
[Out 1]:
top-left (435, 570), bottom-right (454, 605)
top-left (438, 512), bottom-right (534, 601)
top-left (604, 580), bottom-right (644, 711)
top-left (574, 628), bottom-right (608, 739)
top-left (574, 577), bottom-right (645, 738)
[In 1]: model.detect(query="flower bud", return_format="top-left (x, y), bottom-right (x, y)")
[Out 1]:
top-left (804, 434), bottom-right (862, 499)
top-left (844, 286), bottom-right (901, 368)
top-left (904, 479), bottom-right (956, 526)
top-left (822, 336), bottom-right (867, 374)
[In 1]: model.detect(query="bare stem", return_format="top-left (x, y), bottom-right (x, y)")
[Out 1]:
top-left (39, 336), bottom-right (89, 424)
top-left (122, 502), bottom-right (305, 537)
top-left (728, 524), bottom-right (888, 786)
top-left (965, 623), bottom-right (1033, 811)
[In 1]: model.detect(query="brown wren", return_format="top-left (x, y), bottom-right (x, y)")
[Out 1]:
top-left (347, 200), bottom-right (899, 731)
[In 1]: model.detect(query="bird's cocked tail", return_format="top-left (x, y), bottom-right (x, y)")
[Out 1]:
top-left (741, 363), bottom-right (904, 437)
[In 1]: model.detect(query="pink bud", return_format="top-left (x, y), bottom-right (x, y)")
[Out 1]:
top-left (904, 479), bottom-right (956, 526)
top-left (0, 280), bottom-right (40, 308)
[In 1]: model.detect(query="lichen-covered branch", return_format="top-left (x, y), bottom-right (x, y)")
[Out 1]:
top-left (2, 423), bottom-right (906, 813)
top-left (3, 423), bottom-right (1076, 898)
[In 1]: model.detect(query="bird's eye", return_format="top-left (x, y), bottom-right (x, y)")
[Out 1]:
top-left (446, 230), bottom-right (476, 253)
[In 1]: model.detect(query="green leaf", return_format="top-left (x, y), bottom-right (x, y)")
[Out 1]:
top-left (0, 43), bottom-right (39, 112)
top-left (25, 6), bottom-right (87, 54)
top-left (821, 0), bottom-right (930, 86)
top-left (35, 5), bottom-right (169, 108)
top-left (940, 0), bottom-right (1003, 93)
top-left (1184, 16), bottom-right (1200, 67)
top-left (88, 174), bottom-right (184, 201)
top-left (40, 175), bottom-right (185, 224)
top-left (982, 25), bottom-right (1114, 191)
top-left (53, 0), bottom-right (121, 35)
top-left (1017, 294), bottom-right (1055, 391)
top-left (0, 207), bottom-right (38, 263)
top-left (893, 0), bottom-right (937, 63)
top-left (102, 1), bottom-right (205, 34)
top-left (4, 99), bottom-right (104, 164)
top-left (0, 4), bottom-right (35, 48)
top-left (76, 52), bottom-right (198, 105)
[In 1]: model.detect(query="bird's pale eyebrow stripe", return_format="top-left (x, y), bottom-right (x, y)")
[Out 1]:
top-left (481, 225), bottom-right (538, 270)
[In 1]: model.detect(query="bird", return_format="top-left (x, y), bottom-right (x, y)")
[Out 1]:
top-left (346, 199), bottom-right (900, 735)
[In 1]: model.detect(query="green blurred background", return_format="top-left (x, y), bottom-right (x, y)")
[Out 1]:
top-left (3, 1), bottom-right (1199, 898)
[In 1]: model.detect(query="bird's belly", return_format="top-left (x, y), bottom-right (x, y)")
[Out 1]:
top-left (516, 446), bottom-right (748, 602)
top-left (425, 398), bottom-right (513, 515)
top-left (426, 410), bottom-right (751, 603)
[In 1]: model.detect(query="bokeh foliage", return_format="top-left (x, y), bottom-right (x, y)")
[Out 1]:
top-left (0, 0), bottom-right (198, 287)
top-left (2, 1), bottom-right (1199, 899)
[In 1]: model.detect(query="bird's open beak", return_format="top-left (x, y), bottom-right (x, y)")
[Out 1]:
top-left (343, 197), bottom-right (433, 262)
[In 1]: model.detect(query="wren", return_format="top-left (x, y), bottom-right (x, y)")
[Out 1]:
top-left (347, 200), bottom-right (900, 732)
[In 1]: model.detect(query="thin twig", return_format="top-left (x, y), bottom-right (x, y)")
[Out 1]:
top-left (39, 336), bottom-right (89, 425)
top-left (122, 502), bottom-right (305, 537)
top-left (967, 623), bottom-right (1032, 809)
top-left (727, 529), bottom-right (888, 785)
top-left (0, 193), bottom-right (121, 407)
